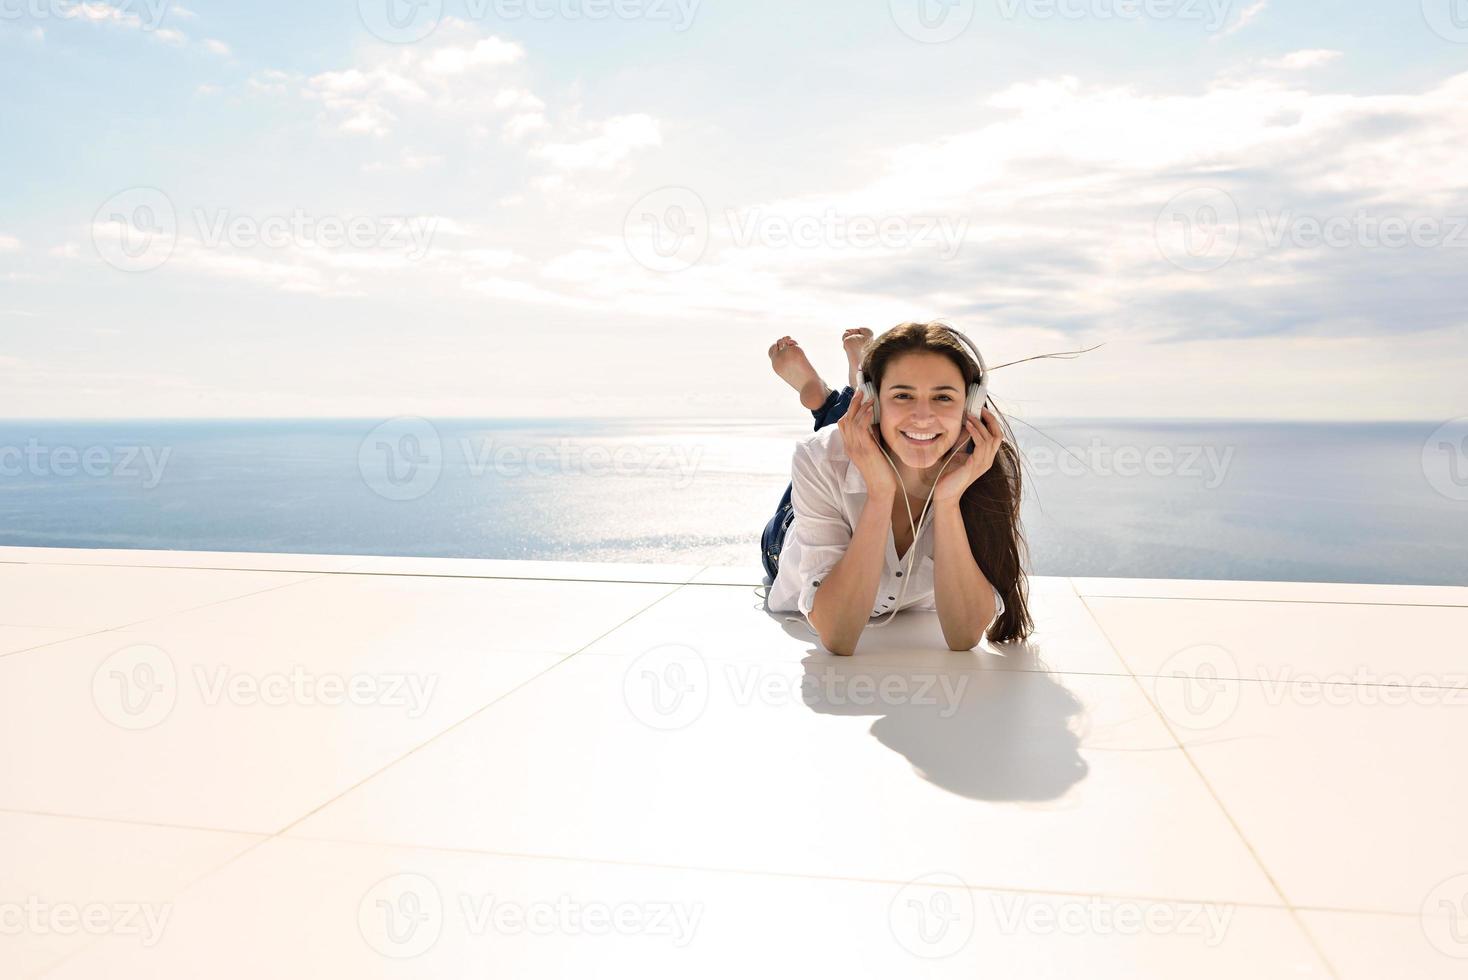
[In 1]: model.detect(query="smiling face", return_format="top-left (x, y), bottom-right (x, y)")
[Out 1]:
top-left (876, 351), bottom-right (969, 468)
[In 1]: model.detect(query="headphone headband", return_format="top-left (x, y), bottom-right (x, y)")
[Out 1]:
top-left (938, 326), bottom-right (987, 383)
top-left (855, 325), bottom-right (988, 393)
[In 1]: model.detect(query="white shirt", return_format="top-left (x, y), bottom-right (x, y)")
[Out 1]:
top-left (765, 423), bottom-right (1005, 631)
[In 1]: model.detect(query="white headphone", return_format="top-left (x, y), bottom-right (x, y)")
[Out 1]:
top-left (857, 328), bottom-right (990, 426)
top-left (854, 327), bottom-right (990, 628)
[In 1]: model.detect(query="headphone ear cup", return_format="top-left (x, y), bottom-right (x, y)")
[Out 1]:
top-left (861, 382), bottom-right (879, 424)
top-left (965, 382), bottom-right (987, 451)
top-left (968, 381), bottom-right (987, 419)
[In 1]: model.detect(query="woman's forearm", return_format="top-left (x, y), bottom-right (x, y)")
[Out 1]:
top-left (932, 499), bottom-right (996, 650)
top-left (808, 488), bottom-right (895, 656)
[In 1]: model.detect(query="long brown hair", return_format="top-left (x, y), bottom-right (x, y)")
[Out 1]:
top-left (861, 321), bottom-right (1033, 643)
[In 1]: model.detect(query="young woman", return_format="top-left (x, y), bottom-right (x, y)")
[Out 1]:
top-left (761, 321), bottom-right (1033, 656)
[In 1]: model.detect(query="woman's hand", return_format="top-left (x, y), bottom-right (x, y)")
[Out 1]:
top-left (837, 388), bottom-right (899, 499)
top-left (932, 407), bottom-right (1005, 504)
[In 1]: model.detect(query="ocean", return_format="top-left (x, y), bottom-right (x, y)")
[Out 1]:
top-left (0, 418), bottom-right (1462, 586)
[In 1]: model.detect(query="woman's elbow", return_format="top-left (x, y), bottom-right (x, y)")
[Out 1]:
top-left (817, 624), bottom-right (857, 656)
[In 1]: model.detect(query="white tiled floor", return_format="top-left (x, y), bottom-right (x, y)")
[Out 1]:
top-left (2, 546), bottom-right (1464, 978)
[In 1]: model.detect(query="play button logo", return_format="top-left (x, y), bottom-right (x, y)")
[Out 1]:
top-left (359, 0), bottom-right (444, 44)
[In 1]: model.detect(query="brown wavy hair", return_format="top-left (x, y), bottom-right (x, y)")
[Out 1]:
top-left (861, 320), bottom-right (1033, 643)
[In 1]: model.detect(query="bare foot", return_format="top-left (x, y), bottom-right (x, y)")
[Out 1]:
top-left (843, 328), bottom-right (874, 388)
top-left (768, 336), bottom-right (831, 411)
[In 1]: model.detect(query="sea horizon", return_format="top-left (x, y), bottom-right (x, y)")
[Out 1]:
top-left (2, 417), bottom-right (1462, 588)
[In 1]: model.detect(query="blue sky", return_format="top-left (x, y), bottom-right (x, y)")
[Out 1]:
top-left (2, 0), bottom-right (1466, 419)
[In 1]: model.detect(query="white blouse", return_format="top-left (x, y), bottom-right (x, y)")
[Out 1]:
top-left (765, 423), bottom-right (1005, 631)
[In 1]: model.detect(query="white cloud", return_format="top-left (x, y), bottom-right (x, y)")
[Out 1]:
top-left (110, 215), bottom-right (526, 300)
top-left (49, 243), bottom-right (81, 258)
top-left (203, 38), bottom-right (230, 56)
top-left (247, 69), bottom-right (294, 96)
top-left (290, 22), bottom-right (528, 137)
top-left (57, 1), bottom-right (178, 40)
top-left (419, 36), bottom-right (521, 76)
top-left (59, 2), bottom-right (145, 27)
top-left (496, 87), bottom-right (550, 142)
top-left (504, 112), bottom-right (550, 143)
top-left (531, 114), bottom-right (661, 171)
top-left (494, 87), bottom-right (544, 112)
top-left (248, 20), bottom-right (661, 205)
top-left (1218, 0), bottom-right (1269, 37)
top-left (495, 67), bottom-right (1468, 346)
top-left (362, 148), bottom-right (444, 173)
top-left (1269, 49), bottom-right (1343, 71)
top-left (0, 233), bottom-right (21, 251)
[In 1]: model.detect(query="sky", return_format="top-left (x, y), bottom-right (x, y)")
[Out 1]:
top-left (1, 0), bottom-right (1466, 420)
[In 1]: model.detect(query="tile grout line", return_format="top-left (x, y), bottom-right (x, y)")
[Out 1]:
top-left (1068, 577), bottom-right (1343, 980)
top-left (109, 573), bottom-right (331, 632)
top-left (5, 556), bottom-right (1461, 605)
top-left (16, 565), bottom-right (1427, 973)
top-left (30, 580), bottom-right (695, 977)
top-left (0, 806), bottom-right (269, 838)
top-left (26, 828), bottom-right (270, 980)
top-left (0, 804), bottom-right (1361, 921)
top-left (269, 831), bottom-right (1341, 915)
top-left (0, 573), bottom-right (330, 662)
top-left (264, 579), bottom-right (696, 840)
top-left (2, 557), bottom-right (706, 588)
top-left (1074, 592), bottom-right (1468, 609)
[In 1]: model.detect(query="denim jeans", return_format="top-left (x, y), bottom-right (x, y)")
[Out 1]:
top-left (760, 385), bottom-right (856, 580)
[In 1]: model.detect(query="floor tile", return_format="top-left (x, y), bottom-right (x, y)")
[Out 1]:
top-left (0, 624), bottom-right (571, 832)
top-left (579, 577), bottom-right (1128, 675)
top-left (1071, 577), bottom-right (1468, 607)
top-left (0, 811), bottom-right (261, 980)
top-left (116, 572), bottom-right (682, 656)
top-left (341, 555), bottom-right (703, 584)
top-left (39, 836), bottom-right (1331, 979)
top-left (0, 546), bottom-right (365, 574)
top-left (0, 626), bottom-right (82, 658)
top-left (1141, 676), bottom-right (1468, 914)
top-left (0, 564), bottom-right (317, 630)
top-left (1083, 595), bottom-right (1468, 687)
top-left (289, 655), bottom-right (1278, 905)
top-left (690, 565), bottom-right (765, 586)
top-left (1298, 908), bottom-right (1468, 980)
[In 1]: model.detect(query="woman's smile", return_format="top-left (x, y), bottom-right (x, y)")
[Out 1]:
top-left (897, 427), bottom-right (948, 451)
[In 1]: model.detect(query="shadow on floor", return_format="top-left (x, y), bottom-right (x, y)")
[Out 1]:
top-left (785, 617), bottom-right (1090, 802)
